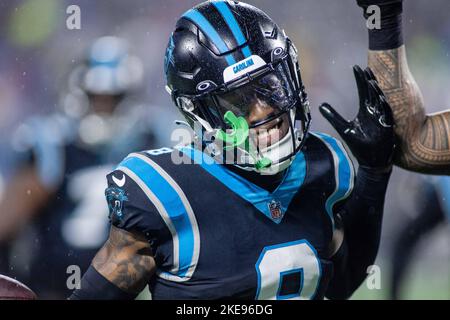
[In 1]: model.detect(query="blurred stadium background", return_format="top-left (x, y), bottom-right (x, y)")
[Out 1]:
top-left (0, 0), bottom-right (448, 299)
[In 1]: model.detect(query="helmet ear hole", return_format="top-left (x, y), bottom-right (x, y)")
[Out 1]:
top-left (196, 80), bottom-right (217, 93)
top-left (271, 47), bottom-right (284, 61)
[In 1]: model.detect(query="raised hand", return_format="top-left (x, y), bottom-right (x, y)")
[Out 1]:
top-left (319, 65), bottom-right (395, 171)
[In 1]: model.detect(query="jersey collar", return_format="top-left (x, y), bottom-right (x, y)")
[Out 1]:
top-left (179, 146), bottom-right (307, 224)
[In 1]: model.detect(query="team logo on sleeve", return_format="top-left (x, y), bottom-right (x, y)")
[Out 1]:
top-left (268, 199), bottom-right (283, 220)
top-left (105, 187), bottom-right (128, 223)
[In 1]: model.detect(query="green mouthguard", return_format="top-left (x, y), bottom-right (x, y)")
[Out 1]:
top-left (255, 157), bottom-right (272, 170)
top-left (216, 111), bottom-right (249, 149)
top-left (216, 110), bottom-right (272, 170)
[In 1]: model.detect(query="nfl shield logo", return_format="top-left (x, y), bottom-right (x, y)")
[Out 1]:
top-left (268, 200), bottom-right (283, 220)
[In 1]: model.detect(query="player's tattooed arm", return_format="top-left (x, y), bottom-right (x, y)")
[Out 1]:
top-left (368, 46), bottom-right (450, 174)
top-left (92, 225), bottom-right (156, 294)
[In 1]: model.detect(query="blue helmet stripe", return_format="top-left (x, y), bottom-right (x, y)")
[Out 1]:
top-left (89, 58), bottom-right (120, 69)
top-left (212, 1), bottom-right (252, 58)
top-left (182, 9), bottom-right (236, 65)
top-left (241, 45), bottom-right (252, 58)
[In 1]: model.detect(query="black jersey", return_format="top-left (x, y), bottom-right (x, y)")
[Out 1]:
top-left (105, 132), bottom-right (354, 299)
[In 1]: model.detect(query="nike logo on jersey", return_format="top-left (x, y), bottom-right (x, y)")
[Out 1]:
top-left (112, 174), bottom-right (126, 187)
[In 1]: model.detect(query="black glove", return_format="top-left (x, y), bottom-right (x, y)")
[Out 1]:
top-left (319, 65), bottom-right (395, 171)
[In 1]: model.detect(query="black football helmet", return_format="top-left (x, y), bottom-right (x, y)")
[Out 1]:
top-left (165, 0), bottom-right (311, 174)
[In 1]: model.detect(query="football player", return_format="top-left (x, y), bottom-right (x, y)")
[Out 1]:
top-left (0, 36), bottom-right (156, 299)
top-left (355, 0), bottom-right (450, 175)
top-left (70, 1), bottom-right (394, 300)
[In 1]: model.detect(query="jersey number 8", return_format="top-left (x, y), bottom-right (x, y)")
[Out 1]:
top-left (255, 239), bottom-right (321, 300)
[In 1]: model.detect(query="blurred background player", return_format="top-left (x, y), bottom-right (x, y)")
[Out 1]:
top-left (0, 36), bottom-right (157, 299)
top-left (389, 175), bottom-right (450, 299)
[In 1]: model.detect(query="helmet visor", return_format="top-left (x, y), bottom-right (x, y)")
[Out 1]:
top-left (210, 63), bottom-right (297, 128)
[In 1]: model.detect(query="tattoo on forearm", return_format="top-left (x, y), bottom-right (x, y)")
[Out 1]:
top-left (368, 45), bottom-right (450, 174)
top-left (92, 226), bottom-right (155, 294)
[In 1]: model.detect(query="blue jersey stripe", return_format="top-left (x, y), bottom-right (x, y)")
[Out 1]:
top-left (119, 156), bottom-right (194, 277)
top-left (313, 133), bottom-right (354, 228)
top-left (212, 1), bottom-right (252, 58)
top-left (182, 9), bottom-right (236, 65)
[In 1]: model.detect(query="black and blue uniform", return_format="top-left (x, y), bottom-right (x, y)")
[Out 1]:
top-left (105, 132), bottom-right (355, 300)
